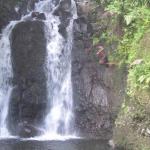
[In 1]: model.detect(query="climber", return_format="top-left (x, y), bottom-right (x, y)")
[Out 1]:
top-left (96, 46), bottom-right (116, 68)
top-left (96, 46), bottom-right (109, 67)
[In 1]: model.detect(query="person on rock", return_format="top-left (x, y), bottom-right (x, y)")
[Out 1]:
top-left (96, 46), bottom-right (116, 67)
top-left (96, 46), bottom-right (109, 67)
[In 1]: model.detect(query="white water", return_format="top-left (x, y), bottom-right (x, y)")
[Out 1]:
top-left (0, 22), bottom-right (17, 137)
top-left (0, 0), bottom-right (77, 139)
top-left (34, 0), bottom-right (77, 137)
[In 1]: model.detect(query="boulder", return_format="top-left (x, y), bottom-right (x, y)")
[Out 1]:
top-left (31, 12), bottom-right (46, 20)
top-left (74, 16), bottom-right (93, 36)
top-left (53, 0), bottom-right (72, 38)
top-left (8, 20), bottom-right (47, 137)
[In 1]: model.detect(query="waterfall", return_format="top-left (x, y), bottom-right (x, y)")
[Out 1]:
top-left (0, 0), bottom-right (77, 138)
top-left (34, 0), bottom-right (77, 137)
top-left (0, 22), bottom-right (17, 137)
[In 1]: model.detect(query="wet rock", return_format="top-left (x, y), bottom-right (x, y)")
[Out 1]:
top-left (53, 0), bottom-right (72, 38)
top-left (18, 121), bottom-right (44, 138)
top-left (31, 12), bottom-right (46, 20)
top-left (76, 0), bottom-right (91, 17)
top-left (0, 0), bottom-right (20, 32)
top-left (37, 13), bottom-right (46, 20)
top-left (17, 0), bottom-right (39, 16)
top-left (72, 21), bottom-right (125, 139)
top-left (0, 0), bottom-right (39, 32)
top-left (58, 24), bottom-right (67, 38)
top-left (57, 0), bottom-right (71, 12)
top-left (8, 20), bottom-right (47, 137)
top-left (74, 17), bottom-right (88, 33)
top-left (72, 56), bottom-right (109, 138)
top-left (74, 16), bottom-right (93, 36)
top-left (23, 12), bottom-right (46, 21)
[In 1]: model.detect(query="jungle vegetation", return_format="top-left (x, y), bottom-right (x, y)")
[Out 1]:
top-left (93, 0), bottom-right (150, 149)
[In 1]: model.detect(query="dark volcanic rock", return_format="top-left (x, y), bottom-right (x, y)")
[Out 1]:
top-left (37, 13), bottom-right (46, 20)
top-left (17, 0), bottom-right (38, 16)
top-left (53, 0), bottom-right (72, 38)
top-left (74, 16), bottom-right (93, 38)
top-left (18, 122), bottom-right (43, 138)
top-left (0, 0), bottom-right (20, 32)
top-left (8, 21), bottom-right (47, 137)
top-left (72, 18), bottom-right (125, 140)
top-left (72, 0), bottom-right (126, 139)
top-left (72, 39), bottom-right (112, 139)
top-left (31, 12), bottom-right (46, 20)
top-left (0, 0), bottom-right (38, 32)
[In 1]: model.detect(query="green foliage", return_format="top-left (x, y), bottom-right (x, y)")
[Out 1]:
top-left (91, 0), bottom-right (150, 148)
top-left (92, 36), bottom-right (99, 45)
top-left (93, 0), bottom-right (150, 92)
top-left (132, 0), bottom-right (150, 6)
top-left (96, 0), bottom-right (150, 149)
top-left (106, 0), bottom-right (150, 90)
top-left (128, 62), bottom-right (150, 92)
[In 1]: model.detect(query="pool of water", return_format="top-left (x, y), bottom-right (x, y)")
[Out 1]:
top-left (0, 139), bottom-right (112, 150)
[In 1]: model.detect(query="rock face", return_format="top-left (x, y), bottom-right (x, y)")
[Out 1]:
top-left (72, 1), bottom-right (126, 139)
top-left (72, 37), bottom-right (113, 139)
top-left (0, 0), bottom-right (20, 32)
top-left (0, 0), bottom-right (40, 33)
top-left (8, 21), bottom-right (47, 137)
top-left (53, 0), bottom-right (72, 38)
top-left (31, 12), bottom-right (46, 20)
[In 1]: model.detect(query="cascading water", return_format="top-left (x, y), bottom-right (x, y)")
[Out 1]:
top-left (0, 22), bottom-right (16, 137)
top-left (0, 0), bottom-right (77, 138)
top-left (34, 0), bottom-right (77, 137)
